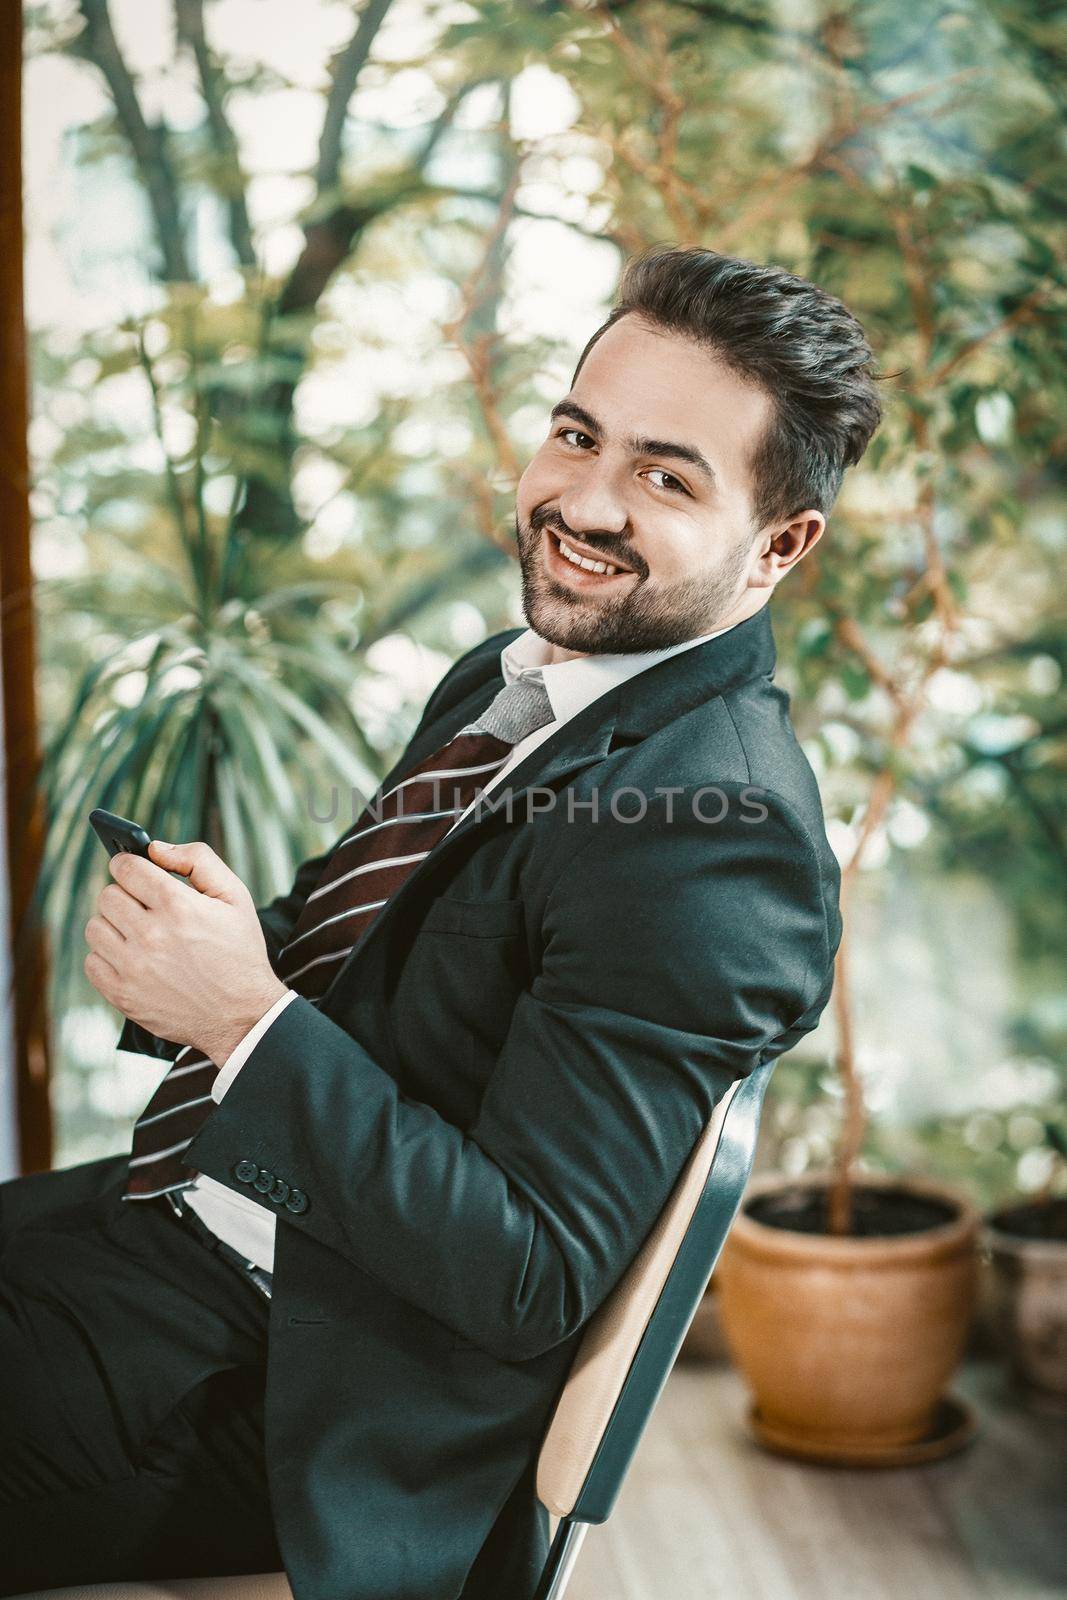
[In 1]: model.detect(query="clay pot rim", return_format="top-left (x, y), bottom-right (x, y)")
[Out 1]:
top-left (984, 1229), bottom-right (1067, 1263)
top-left (730, 1170), bottom-right (980, 1264)
top-left (983, 1213), bottom-right (1067, 1260)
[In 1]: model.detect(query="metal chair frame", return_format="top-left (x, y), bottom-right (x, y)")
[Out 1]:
top-left (531, 1057), bottom-right (775, 1600)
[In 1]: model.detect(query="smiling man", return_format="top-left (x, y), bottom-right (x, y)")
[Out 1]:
top-left (0, 247), bottom-right (884, 1599)
top-left (518, 312), bottom-right (796, 657)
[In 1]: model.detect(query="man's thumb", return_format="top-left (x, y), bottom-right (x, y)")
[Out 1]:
top-left (149, 838), bottom-right (234, 898)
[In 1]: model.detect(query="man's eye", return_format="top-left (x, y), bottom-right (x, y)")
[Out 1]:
top-left (554, 431), bottom-right (688, 496)
top-left (646, 469), bottom-right (689, 496)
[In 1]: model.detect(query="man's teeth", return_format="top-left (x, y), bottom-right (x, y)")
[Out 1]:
top-left (557, 535), bottom-right (623, 575)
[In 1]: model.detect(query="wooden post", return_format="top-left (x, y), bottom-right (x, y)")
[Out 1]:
top-left (0, 0), bottom-right (53, 1175)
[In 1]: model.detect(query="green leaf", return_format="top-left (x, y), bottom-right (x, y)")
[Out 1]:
top-left (905, 164), bottom-right (937, 193)
top-left (841, 663), bottom-right (871, 702)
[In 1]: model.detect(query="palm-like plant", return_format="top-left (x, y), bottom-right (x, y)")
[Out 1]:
top-left (31, 571), bottom-right (383, 1001)
top-left (19, 302), bottom-right (510, 1019)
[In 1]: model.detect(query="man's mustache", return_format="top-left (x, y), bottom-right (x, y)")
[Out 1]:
top-left (526, 512), bottom-right (643, 576)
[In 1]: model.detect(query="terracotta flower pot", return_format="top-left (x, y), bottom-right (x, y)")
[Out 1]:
top-left (984, 1197), bottom-right (1067, 1403)
top-left (714, 1171), bottom-right (980, 1461)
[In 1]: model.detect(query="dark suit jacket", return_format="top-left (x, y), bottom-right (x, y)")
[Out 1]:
top-left (117, 602), bottom-right (842, 1600)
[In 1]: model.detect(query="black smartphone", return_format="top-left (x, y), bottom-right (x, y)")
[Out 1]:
top-left (89, 808), bottom-right (153, 860)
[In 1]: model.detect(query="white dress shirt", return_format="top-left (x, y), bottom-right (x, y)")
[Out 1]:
top-left (179, 617), bottom-right (740, 1268)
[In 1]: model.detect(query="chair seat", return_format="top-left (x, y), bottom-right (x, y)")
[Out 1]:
top-left (11, 1574), bottom-right (291, 1600)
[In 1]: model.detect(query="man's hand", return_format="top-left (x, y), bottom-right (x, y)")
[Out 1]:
top-left (84, 839), bottom-right (289, 1066)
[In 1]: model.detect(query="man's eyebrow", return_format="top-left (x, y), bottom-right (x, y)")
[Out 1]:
top-left (548, 399), bottom-right (719, 491)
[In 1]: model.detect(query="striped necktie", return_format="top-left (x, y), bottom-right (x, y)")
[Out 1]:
top-left (123, 668), bottom-right (555, 1202)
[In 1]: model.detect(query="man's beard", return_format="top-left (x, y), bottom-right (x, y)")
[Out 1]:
top-left (514, 508), bottom-right (753, 654)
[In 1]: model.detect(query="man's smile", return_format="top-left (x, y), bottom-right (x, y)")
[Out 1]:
top-left (540, 525), bottom-right (640, 590)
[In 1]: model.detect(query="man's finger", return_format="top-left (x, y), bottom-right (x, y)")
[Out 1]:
top-left (108, 852), bottom-right (170, 909)
top-left (148, 839), bottom-right (238, 900)
top-left (97, 881), bottom-right (149, 938)
top-left (84, 949), bottom-right (121, 999)
top-left (85, 913), bottom-right (126, 962)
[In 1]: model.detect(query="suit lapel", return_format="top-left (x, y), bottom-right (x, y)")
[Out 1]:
top-left (320, 605), bottom-right (777, 999)
top-left (320, 688), bottom-right (619, 996)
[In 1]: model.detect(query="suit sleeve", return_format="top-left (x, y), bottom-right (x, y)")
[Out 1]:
top-left (211, 987), bottom-right (299, 1098)
top-left (182, 784), bottom-right (835, 1363)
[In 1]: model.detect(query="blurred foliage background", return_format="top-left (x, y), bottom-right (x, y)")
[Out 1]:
top-left (20, 0), bottom-right (1067, 1207)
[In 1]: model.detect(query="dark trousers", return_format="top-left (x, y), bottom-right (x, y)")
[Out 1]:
top-left (0, 1153), bottom-right (284, 1595)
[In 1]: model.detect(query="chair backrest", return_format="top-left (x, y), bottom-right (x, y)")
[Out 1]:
top-left (536, 1057), bottom-right (774, 1525)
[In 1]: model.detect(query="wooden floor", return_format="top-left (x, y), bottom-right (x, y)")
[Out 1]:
top-left (564, 1358), bottom-right (1067, 1600)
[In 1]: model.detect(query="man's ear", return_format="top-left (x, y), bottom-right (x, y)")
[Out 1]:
top-left (751, 512), bottom-right (824, 588)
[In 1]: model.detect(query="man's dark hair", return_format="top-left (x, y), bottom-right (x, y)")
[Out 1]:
top-left (571, 245), bottom-right (886, 533)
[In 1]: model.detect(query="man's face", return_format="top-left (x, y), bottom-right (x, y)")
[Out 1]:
top-left (514, 313), bottom-right (781, 655)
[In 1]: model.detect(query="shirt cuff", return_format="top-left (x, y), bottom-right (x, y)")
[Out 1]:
top-left (211, 988), bottom-right (299, 1103)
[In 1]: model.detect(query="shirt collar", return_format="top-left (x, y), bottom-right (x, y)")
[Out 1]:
top-left (499, 618), bottom-right (742, 728)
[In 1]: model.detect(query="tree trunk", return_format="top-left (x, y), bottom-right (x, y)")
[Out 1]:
top-left (0, 0), bottom-right (53, 1175)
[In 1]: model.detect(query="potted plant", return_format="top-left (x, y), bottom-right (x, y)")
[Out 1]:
top-left (983, 1117), bottom-right (1067, 1406)
top-left (713, 1167), bottom-right (980, 1464)
top-left (709, 629), bottom-right (986, 1463)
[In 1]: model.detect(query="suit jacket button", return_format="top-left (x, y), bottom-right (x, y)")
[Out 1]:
top-left (234, 1160), bottom-right (258, 1184)
top-left (253, 1168), bottom-right (275, 1194)
top-left (268, 1177), bottom-right (290, 1205)
top-left (285, 1189), bottom-right (309, 1215)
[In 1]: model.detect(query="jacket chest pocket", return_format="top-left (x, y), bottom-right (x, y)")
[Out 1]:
top-left (419, 895), bottom-right (524, 940)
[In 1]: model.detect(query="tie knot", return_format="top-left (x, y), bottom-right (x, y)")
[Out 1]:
top-left (460, 669), bottom-right (554, 746)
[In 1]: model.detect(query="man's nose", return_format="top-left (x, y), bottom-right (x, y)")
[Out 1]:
top-left (558, 464), bottom-right (630, 536)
